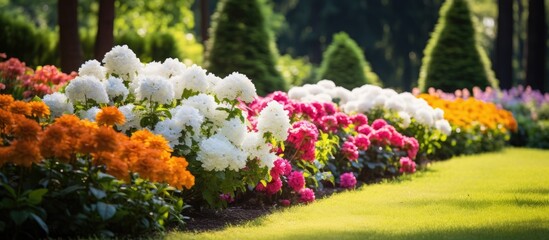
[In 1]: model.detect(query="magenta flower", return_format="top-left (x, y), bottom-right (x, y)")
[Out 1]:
top-left (319, 115), bottom-right (338, 132)
top-left (288, 171), bottom-right (305, 192)
top-left (298, 188), bottom-right (315, 204)
top-left (323, 102), bottom-right (336, 115)
top-left (341, 141), bottom-right (359, 161)
top-left (371, 119), bottom-right (388, 130)
top-left (266, 178), bottom-right (283, 195)
top-left (335, 112), bottom-right (351, 128)
top-left (357, 124), bottom-right (373, 136)
top-left (279, 199), bottom-right (291, 207)
top-left (271, 158), bottom-right (292, 179)
top-left (350, 113), bottom-right (368, 126)
top-left (353, 133), bottom-right (371, 150)
top-left (339, 172), bottom-right (357, 189)
top-left (399, 157), bottom-right (417, 174)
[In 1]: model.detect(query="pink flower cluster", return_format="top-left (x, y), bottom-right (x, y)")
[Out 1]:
top-left (354, 118), bottom-right (419, 159)
top-left (287, 121), bottom-right (319, 161)
top-left (21, 65), bottom-right (76, 98)
top-left (339, 172), bottom-right (357, 189)
top-left (298, 188), bottom-right (315, 204)
top-left (256, 158), bottom-right (293, 195)
top-left (399, 157), bottom-right (417, 174)
top-left (0, 56), bottom-right (76, 98)
top-left (288, 171), bottom-right (305, 192)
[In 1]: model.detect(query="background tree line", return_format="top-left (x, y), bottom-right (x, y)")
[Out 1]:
top-left (0, 0), bottom-right (547, 92)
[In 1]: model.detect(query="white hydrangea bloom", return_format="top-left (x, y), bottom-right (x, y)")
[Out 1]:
top-left (197, 134), bottom-right (247, 171)
top-left (181, 94), bottom-right (218, 119)
top-left (303, 84), bottom-right (324, 95)
top-left (317, 80), bottom-right (336, 89)
top-left (163, 58), bottom-right (186, 77)
top-left (205, 73), bottom-right (221, 93)
top-left (214, 72), bottom-right (257, 103)
top-left (371, 95), bottom-right (388, 108)
top-left (43, 92), bottom-right (74, 117)
top-left (257, 101), bottom-right (291, 141)
top-left (210, 102), bottom-right (231, 127)
top-left (140, 61), bottom-right (170, 79)
top-left (78, 60), bottom-right (106, 80)
top-left (78, 107), bottom-right (100, 121)
top-left (398, 111), bottom-right (412, 128)
top-left (242, 132), bottom-right (274, 169)
top-left (288, 86), bottom-right (308, 100)
top-left (219, 118), bottom-right (248, 146)
top-left (65, 76), bottom-right (109, 104)
top-left (171, 105), bottom-right (204, 130)
top-left (435, 119), bottom-right (452, 135)
top-left (356, 100), bottom-right (374, 113)
top-left (117, 104), bottom-right (140, 132)
top-left (180, 64), bottom-right (208, 93)
top-left (103, 76), bottom-right (129, 101)
top-left (135, 76), bottom-right (174, 104)
top-left (102, 45), bottom-right (142, 79)
top-left (385, 96), bottom-right (406, 112)
top-left (154, 119), bottom-right (184, 147)
top-left (414, 107), bottom-right (434, 127)
top-left (433, 108), bottom-right (445, 121)
top-left (332, 86), bottom-right (351, 104)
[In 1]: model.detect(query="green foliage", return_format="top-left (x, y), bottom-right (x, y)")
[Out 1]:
top-left (0, 159), bottom-right (186, 239)
top-left (318, 32), bottom-right (380, 89)
top-left (0, 12), bottom-right (58, 66)
top-left (526, 120), bottom-right (549, 149)
top-left (276, 54), bottom-right (313, 87)
top-left (205, 0), bottom-right (286, 95)
top-left (418, 0), bottom-right (498, 92)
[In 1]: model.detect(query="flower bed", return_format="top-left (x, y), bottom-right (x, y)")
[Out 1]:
top-left (0, 46), bottom-right (520, 238)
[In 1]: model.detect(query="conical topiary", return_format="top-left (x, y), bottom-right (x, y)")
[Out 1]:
top-left (204, 0), bottom-right (286, 95)
top-left (418, 0), bottom-right (498, 92)
top-left (318, 32), bottom-right (381, 89)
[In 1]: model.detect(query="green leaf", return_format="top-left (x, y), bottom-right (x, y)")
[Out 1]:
top-left (51, 185), bottom-right (85, 197)
top-left (10, 210), bottom-right (30, 225)
top-left (28, 189), bottom-right (48, 205)
top-left (96, 202), bottom-right (116, 220)
top-left (0, 198), bottom-right (15, 209)
top-left (29, 213), bottom-right (49, 234)
top-left (1, 184), bottom-right (16, 198)
top-left (90, 187), bottom-right (107, 200)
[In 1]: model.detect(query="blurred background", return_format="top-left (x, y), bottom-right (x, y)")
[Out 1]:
top-left (0, 0), bottom-right (546, 92)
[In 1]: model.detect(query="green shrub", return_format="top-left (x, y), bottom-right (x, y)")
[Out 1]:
top-left (537, 103), bottom-right (549, 121)
top-left (418, 0), bottom-right (498, 92)
top-left (527, 120), bottom-right (549, 149)
top-left (205, 0), bottom-right (286, 95)
top-left (0, 12), bottom-right (57, 66)
top-left (147, 31), bottom-right (181, 62)
top-left (276, 54), bottom-right (313, 87)
top-left (318, 32), bottom-right (381, 89)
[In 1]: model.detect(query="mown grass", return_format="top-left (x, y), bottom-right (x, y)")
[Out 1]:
top-left (168, 148), bottom-right (549, 240)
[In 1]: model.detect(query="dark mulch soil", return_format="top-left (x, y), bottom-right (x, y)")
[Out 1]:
top-left (182, 187), bottom-right (346, 232)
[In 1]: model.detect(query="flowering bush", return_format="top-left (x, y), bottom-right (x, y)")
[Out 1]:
top-left (0, 96), bottom-right (193, 238)
top-left (0, 55), bottom-right (76, 99)
top-left (288, 81), bottom-right (450, 162)
top-left (41, 45), bottom-right (290, 208)
top-left (417, 90), bottom-right (517, 156)
top-left (243, 90), bottom-right (419, 206)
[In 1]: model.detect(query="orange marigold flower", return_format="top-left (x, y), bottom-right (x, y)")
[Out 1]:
top-left (10, 140), bottom-right (42, 167)
top-left (0, 109), bottom-right (13, 128)
top-left (96, 106), bottom-right (125, 126)
top-left (0, 146), bottom-right (14, 167)
top-left (102, 153), bottom-right (130, 181)
top-left (8, 101), bottom-right (31, 116)
top-left (133, 149), bottom-right (165, 182)
top-left (28, 101), bottom-right (50, 118)
top-left (0, 94), bottom-right (14, 109)
top-left (145, 134), bottom-right (172, 153)
top-left (167, 156), bottom-right (195, 190)
top-left (40, 124), bottom-right (72, 162)
top-left (55, 114), bottom-right (81, 127)
top-left (131, 129), bottom-right (155, 143)
top-left (11, 115), bottom-right (41, 141)
top-left (93, 126), bottom-right (120, 153)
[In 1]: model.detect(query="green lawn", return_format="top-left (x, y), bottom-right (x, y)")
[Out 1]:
top-left (168, 148), bottom-right (549, 240)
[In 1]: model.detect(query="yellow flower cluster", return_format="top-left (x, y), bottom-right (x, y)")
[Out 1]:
top-left (0, 96), bottom-right (194, 190)
top-left (419, 94), bottom-right (518, 132)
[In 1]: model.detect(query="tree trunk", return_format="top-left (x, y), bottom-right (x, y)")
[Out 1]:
top-left (495, 0), bottom-right (513, 90)
top-left (94, 0), bottom-right (115, 60)
top-left (200, 0), bottom-right (209, 44)
top-left (525, 0), bottom-right (546, 92)
top-left (58, 0), bottom-right (83, 72)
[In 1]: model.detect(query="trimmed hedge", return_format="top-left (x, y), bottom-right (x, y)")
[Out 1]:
top-left (204, 0), bottom-right (286, 95)
top-left (418, 0), bottom-right (497, 92)
top-left (318, 32), bottom-right (381, 89)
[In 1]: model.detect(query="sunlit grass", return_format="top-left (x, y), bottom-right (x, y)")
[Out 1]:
top-left (168, 148), bottom-right (549, 240)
